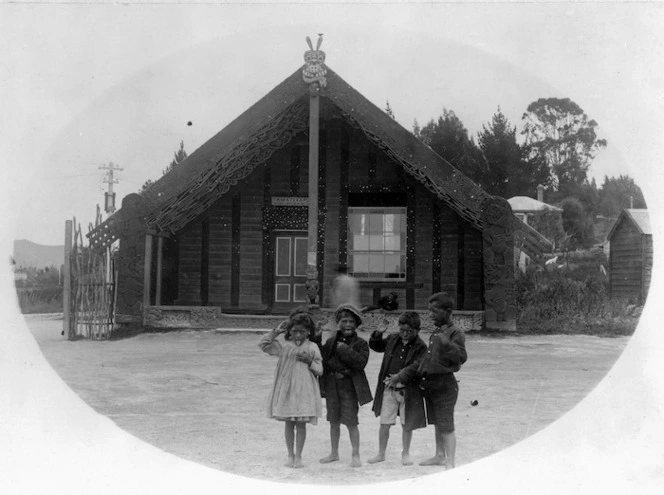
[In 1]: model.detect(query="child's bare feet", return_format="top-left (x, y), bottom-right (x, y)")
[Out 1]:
top-left (285, 455), bottom-right (295, 468)
top-left (319, 453), bottom-right (340, 464)
top-left (419, 456), bottom-right (445, 466)
top-left (350, 455), bottom-right (362, 468)
top-left (367, 454), bottom-right (385, 464)
top-left (401, 453), bottom-right (413, 466)
top-left (293, 456), bottom-right (304, 468)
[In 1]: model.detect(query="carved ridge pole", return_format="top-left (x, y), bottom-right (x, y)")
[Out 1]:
top-left (303, 34), bottom-right (327, 307)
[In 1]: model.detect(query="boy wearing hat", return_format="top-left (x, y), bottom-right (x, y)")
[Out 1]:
top-left (417, 292), bottom-right (467, 469)
top-left (315, 304), bottom-right (372, 467)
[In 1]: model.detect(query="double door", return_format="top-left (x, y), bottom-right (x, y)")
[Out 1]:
top-left (273, 232), bottom-right (308, 311)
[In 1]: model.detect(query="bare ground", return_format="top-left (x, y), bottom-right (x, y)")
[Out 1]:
top-left (25, 314), bottom-right (629, 485)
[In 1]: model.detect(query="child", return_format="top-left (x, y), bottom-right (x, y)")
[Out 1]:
top-left (417, 292), bottom-right (467, 470)
top-left (315, 304), bottom-right (372, 467)
top-left (367, 311), bottom-right (427, 466)
top-left (259, 308), bottom-right (323, 468)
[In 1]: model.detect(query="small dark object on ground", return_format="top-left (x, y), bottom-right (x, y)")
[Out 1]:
top-left (470, 400), bottom-right (479, 406)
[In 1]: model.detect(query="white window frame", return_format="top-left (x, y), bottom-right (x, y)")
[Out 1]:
top-left (347, 206), bottom-right (407, 281)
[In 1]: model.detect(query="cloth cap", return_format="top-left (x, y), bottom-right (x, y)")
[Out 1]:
top-left (334, 304), bottom-right (363, 326)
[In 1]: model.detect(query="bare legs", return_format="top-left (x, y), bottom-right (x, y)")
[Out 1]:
top-left (367, 424), bottom-right (390, 463)
top-left (284, 421), bottom-right (306, 468)
top-left (319, 422), bottom-right (341, 463)
top-left (419, 425), bottom-right (455, 469)
top-left (348, 425), bottom-right (361, 467)
top-left (401, 428), bottom-right (414, 465)
top-left (320, 422), bottom-right (361, 467)
top-left (367, 425), bottom-right (414, 465)
top-left (442, 431), bottom-right (456, 469)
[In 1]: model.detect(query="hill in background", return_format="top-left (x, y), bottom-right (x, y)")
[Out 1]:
top-left (13, 240), bottom-right (65, 269)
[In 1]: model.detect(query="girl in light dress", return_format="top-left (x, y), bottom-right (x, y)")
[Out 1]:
top-left (259, 308), bottom-right (323, 468)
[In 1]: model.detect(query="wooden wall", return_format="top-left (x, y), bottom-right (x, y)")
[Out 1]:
top-left (172, 110), bottom-right (484, 312)
top-left (610, 218), bottom-right (652, 304)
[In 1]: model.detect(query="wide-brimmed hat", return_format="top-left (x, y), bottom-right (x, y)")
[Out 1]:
top-left (334, 304), bottom-right (363, 326)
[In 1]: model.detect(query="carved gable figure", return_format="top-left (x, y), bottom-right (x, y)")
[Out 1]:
top-left (303, 34), bottom-right (327, 87)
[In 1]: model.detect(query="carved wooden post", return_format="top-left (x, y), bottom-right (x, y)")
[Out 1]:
top-left (303, 35), bottom-right (327, 306)
top-left (306, 84), bottom-right (320, 305)
top-left (115, 193), bottom-right (149, 319)
top-left (481, 196), bottom-right (516, 330)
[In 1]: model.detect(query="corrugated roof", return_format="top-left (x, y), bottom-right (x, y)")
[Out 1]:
top-left (507, 196), bottom-right (562, 213)
top-left (607, 208), bottom-right (651, 240)
top-left (625, 209), bottom-right (651, 234)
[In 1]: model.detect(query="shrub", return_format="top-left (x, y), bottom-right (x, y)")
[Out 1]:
top-left (16, 285), bottom-right (63, 314)
top-left (515, 256), bottom-right (636, 336)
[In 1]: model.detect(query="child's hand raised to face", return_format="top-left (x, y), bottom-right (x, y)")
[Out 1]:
top-left (276, 320), bottom-right (289, 334)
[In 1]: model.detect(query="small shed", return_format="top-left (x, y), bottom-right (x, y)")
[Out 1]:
top-left (607, 208), bottom-right (652, 304)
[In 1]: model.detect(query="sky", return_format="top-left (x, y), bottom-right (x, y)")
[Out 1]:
top-left (1, 3), bottom-right (664, 493)
top-left (1, 2), bottom-right (663, 250)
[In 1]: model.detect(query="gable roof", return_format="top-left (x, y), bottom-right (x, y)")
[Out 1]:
top-left (607, 208), bottom-right (651, 240)
top-left (87, 64), bottom-right (552, 257)
top-left (507, 196), bottom-right (562, 213)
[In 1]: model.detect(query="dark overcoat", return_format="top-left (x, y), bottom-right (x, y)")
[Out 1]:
top-left (318, 331), bottom-right (373, 406)
top-left (369, 331), bottom-right (427, 431)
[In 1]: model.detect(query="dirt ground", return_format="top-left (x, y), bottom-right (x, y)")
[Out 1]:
top-left (25, 314), bottom-right (629, 485)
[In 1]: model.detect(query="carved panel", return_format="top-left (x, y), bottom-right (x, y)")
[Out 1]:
top-left (115, 194), bottom-right (149, 317)
top-left (148, 99), bottom-right (309, 234)
top-left (481, 197), bottom-right (516, 325)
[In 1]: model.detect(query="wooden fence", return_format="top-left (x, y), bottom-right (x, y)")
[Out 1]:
top-left (63, 215), bottom-right (117, 340)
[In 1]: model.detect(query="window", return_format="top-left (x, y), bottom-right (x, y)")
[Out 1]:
top-left (347, 207), bottom-right (407, 279)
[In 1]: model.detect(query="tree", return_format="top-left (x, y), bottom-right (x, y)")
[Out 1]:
top-left (141, 140), bottom-right (188, 192)
top-left (521, 98), bottom-right (607, 189)
top-left (163, 140), bottom-right (188, 174)
top-left (598, 174), bottom-right (646, 217)
top-left (529, 209), bottom-right (566, 250)
top-left (413, 109), bottom-right (486, 183)
top-left (547, 179), bottom-right (600, 218)
top-left (558, 197), bottom-right (596, 249)
top-left (476, 108), bottom-right (550, 197)
top-left (385, 100), bottom-right (395, 120)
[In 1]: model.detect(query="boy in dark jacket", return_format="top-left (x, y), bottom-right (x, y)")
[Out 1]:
top-left (367, 311), bottom-right (427, 466)
top-left (418, 292), bottom-right (467, 469)
top-left (315, 304), bottom-right (372, 468)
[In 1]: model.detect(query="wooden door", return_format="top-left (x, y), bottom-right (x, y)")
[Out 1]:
top-left (273, 232), bottom-right (308, 312)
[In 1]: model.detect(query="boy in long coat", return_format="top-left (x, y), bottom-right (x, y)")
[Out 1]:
top-left (315, 304), bottom-right (372, 467)
top-left (367, 311), bottom-right (427, 465)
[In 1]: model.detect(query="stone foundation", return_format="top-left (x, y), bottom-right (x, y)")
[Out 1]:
top-left (142, 305), bottom-right (485, 332)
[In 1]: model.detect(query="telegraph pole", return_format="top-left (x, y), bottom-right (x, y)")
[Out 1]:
top-left (99, 162), bottom-right (123, 214)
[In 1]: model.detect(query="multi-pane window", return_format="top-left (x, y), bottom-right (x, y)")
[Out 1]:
top-left (347, 207), bottom-right (407, 279)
